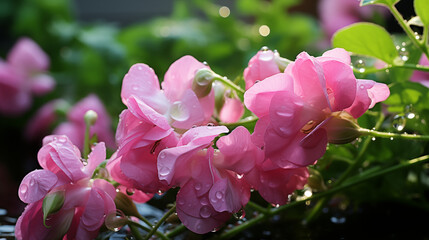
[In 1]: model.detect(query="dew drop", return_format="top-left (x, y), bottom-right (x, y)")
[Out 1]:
top-left (271, 203), bottom-right (280, 208)
top-left (207, 123), bottom-right (215, 127)
top-left (126, 188), bottom-right (135, 196)
top-left (353, 59), bottom-right (366, 73)
top-left (404, 105), bottom-right (416, 119)
top-left (58, 136), bottom-right (67, 143)
top-left (158, 166), bottom-right (170, 177)
top-left (371, 137), bottom-right (376, 141)
top-left (199, 205), bottom-right (212, 218)
top-left (236, 173), bottom-right (244, 179)
top-left (159, 152), bottom-right (166, 159)
top-left (170, 101), bottom-right (190, 122)
top-left (20, 184), bottom-right (28, 195)
top-left (392, 115), bottom-right (406, 131)
top-left (200, 197), bottom-right (209, 205)
top-left (194, 182), bottom-right (202, 191)
top-left (177, 198), bottom-right (185, 206)
top-left (215, 191), bottom-right (223, 199)
top-left (398, 47), bottom-right (409, 61)
top-left (157, 190), bottom-right (164, 196)
top-left (29, 178), bottom-right (35, 186)
top-left (233, 208), bottom-right (246, 220)
top-left (260, 46), bottom-right (269, 52)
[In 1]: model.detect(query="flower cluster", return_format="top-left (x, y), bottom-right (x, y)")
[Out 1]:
top-left (16, 47), bottom-right (390, 238)
top-left (0, 38), bottom-right (55, 116)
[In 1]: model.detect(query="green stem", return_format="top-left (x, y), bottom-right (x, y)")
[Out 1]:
top-left (143, 205), bottom-right (176, 240)
top-left (129, 222), bottom-right (145, 240)
top-left (127, 220), bottom-right (169, 240)
top-left (83, 121), bottom-right (91, 159)
top-left (246, 201), bottom-right (269, 214)
top-left (353, 63), bottom-right (429, 75)
top-left (219, 154), bottom-right (429, 239)
top-left (214, 75), bottom-right (245, 96)
top-left (388, 4), bottom-right (429, 59)
top-left (136, 214), bottom-right (155, 230)
top-left (166, 224), bottom-right (187, 238)
top-left (358, 128), bottom-right (429, 141)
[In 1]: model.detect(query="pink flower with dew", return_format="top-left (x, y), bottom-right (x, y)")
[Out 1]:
top-left (157, 126), bottom-right (257, 234)
top-left (16, 135), bottom-right (116, 240)
top-left (219, 95), bottom-right (244, 123)
top-left (53, 94), bottom-right (115, 150)
top-left (245, 158), bottom-right (309, 205)
top-left (0, 38), bottom-right (55, 115)
top-left (244, 49), bottom-right (281, 90)
top-left (410, 55), bottom-right (429, 88)
top-left (319, 0), bottom-right (388, 38)
top-left (244, 48), bottom-right (390, 168)
top-left (110, 56), bottom-right (215, 194)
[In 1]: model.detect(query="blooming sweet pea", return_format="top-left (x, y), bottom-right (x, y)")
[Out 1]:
top-left (244, 49), bottom-right (281, 90)
top-left (109, 56), bottom-right (215, 195)
top-left (0, 38), bottom-right (55, 115)
top-left (244, 48), bottom-right (390, 168)
top-left (15, 135), bottom-right (116, 240)
top-left (157, 126), bottom-right (256, 234)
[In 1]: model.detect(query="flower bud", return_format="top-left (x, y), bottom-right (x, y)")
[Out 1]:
top-left (192, 68), bottom-right (215, 98)
top-left (43, 189), bottom-right (66, 227)
top-left (307, 168), bottom-right (327, 192)
top-left (326, 111), bottom-right (362, 144)
top-left (105, 209), bottom-right (128, 231)
top-left (114, 192), bottom-right (142, 219)
top-left (274, 51), bottom-right (292, 72)
top-left (84, 110), bottom-right (98, 127)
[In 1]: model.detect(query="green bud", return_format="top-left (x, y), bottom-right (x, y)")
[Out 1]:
top-left (307, 168), bottom-right (327, 192)
top-left (192, 68), bottom-right (215, 98)
top-left (114, 192), bottom-right (142, 219)
top-left (84, 110), bottom-right (98, 127)
top-left (326, 111), bottom-right (362, 144)
top-left (104, 210), bottom-right (128, 231)
top-left (43, 190), bottom-right (66, 228)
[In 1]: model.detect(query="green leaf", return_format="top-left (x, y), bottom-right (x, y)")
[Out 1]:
top-left (414, 0), bottom-right (429, 27)
top-left (332, 23), bottom-right (399, 64)
top-left (360, 0), bottom-right (398, 6)
top-left (43, 190), bottom-right (65, 228)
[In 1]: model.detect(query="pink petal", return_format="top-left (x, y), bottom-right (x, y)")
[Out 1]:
top-left (18, 169), bottom-right (58, 203)
top-left (176, 181), bottom-right (231, 234)
top-left (286, 52), bottom-right (330, 111)
top-left (244, 50), bottom-right (281, 90)
top-left (116, 186), bottom-right (153, 203)
top-left (179, 125), bottom-right (229, 146)
top-left (345, 79), bottom-right (389, 118)
top-left (208, 173), bottom-right (250, 213)
top-left (7, 38), bottom-right (50, 73)
top-left (216, 126), bottom-right (261, 174)
top-left (170, 89), bottom-right (205, 129)
top-left (410, 55), bottom-right (429, 87)
top-left (162, 55), bottom-right (209, 102)
top-left (0, 65), bottom-right (31, 115)
top-left (30, 74), bottom-right (55, 95)
top-left (245, 161), bottom-right (308, 205)
top-left (53, 122), bottom-right (83, 150)
top-left (25, 99), bottom-right (62, 140)
top-left (244, 73), bottom-right (293, 117)
top-left (121, 63), bottom-right (169, 114)
top-left (198, 88), bottom-right (216, 123)
top-left (38, 135), bottom-right (87, 182)
top-left (320, 57), bottom-right (356, 111)
top-left (319, 48), bottom-right (351, 65)
top-left (126, 96), bottom-right (171, 130)
top-left (85, 142), bottom-right (106, 175)
top-left (219, 96), bottom-right (244, 123)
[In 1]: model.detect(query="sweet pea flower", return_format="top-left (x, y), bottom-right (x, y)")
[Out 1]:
top-left (410, 55), bottom-right (429, 88)
top-left (53, 94), bottom-right (115, 150)
top-left (0, 38), bottom-right (55, 115)
top-left (244, 49), bottom-right (281, 90)
top-left (244, 48), bottom-right (390, 168)
top-left (16, 135), bottom-right (116, 240)
top-left (157, 126), bottom-right (255, 234)
top-left (110, 56), bottom-right (216, 194)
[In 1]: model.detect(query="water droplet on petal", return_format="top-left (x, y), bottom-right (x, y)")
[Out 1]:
top-left (236, 173), bottom-right (244, 179)
top-left (199, 205), bottom-right (212, 218)
top-left (260, 46), bottom-right (269, 52)
top-left (200, 197), bottom-right (209, 205)
top-left (58, 136), bottom-right (67, 143)
top-left (215, 191), bottom-right (223, 199)
top-left (194, 182), bottom-right (202, 191)
top-left (126, 188), bottom-right (135, 196)
top-left (170, 101), bottom-right (190, 122)
top-left (20, 184), bottom-right (28, 195)
top-left (159, 152), bottom-right (166, 159)
top-left (29, 178), bottom-right (35, 186)
top-left (353, 59), bottom-right (366, 73)
top-left (159, 166), bottom-right (170, 177)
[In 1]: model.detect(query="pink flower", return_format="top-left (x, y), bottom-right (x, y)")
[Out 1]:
top-left (244, 49), bottom-right (281, 90)
top-left (53, 94), bottom-right (116, 150)
top-left (218, 95), bottom-right (244, 123)
top-left (16, 135), bottom-right (116, 240)
top-left (244, 48), bottom-right (390, 168)
top-left (319, 0), bottom-right (388, 38)
top-left (410, 55), bottom-right (429, 88)
top-left (0, 38), bottom-right (55, 115)
top-left (157, 126), bottom-right (255, 234)
top-left (110, 56), bottom-right (215, 194)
